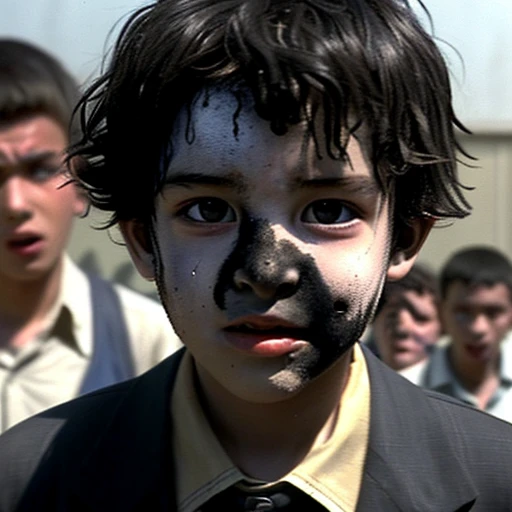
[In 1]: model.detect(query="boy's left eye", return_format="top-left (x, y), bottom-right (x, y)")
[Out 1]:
top-left (182, 197), bottom-right (236, 223)
top-left (301, 199), bottom-right (356, 224)
top-left (27, 165), bottom-right (62, 183)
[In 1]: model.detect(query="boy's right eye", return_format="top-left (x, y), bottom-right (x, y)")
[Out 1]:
top-left (180, 197), bottom-right (236, 223)
top-left (301, 199), bottom-right (357, 225)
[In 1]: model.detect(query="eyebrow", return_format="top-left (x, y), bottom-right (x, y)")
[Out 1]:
top-left (162, 171), bottom-right (382, 197)
top-left (163, 171), bottom-right (246, 192)
top-left (294, 176), bottom-right (382, 197)
top-left (0, 150), bottom-right (62, 167)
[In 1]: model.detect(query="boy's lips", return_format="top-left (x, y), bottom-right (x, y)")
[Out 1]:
top-left (223, 315), bottom-right (310, 357)
top-left (6, 232), bottom-right (44, 256)
top-left (464, 344), bottom-right (489, 360)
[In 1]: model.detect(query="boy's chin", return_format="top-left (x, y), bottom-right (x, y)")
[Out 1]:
top-left (268, 341), bottom-right (355, 394)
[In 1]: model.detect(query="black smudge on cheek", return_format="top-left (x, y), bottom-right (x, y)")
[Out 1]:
top-left (291, 258), bottom-right (372, 379)
top-left (213, 217), bottom-right (372, 378)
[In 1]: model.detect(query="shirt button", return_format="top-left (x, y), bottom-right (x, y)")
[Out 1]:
top-left (244, 496), bottom-right (275, 511)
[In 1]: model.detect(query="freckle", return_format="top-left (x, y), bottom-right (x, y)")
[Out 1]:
top-left (174, 287), bottom-right (178, 292)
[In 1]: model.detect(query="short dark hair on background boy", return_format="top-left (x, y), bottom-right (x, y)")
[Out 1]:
top-left (440, 245), bottom-right (512, 299)
top-left (1, 1), bottom-right (511, 511)
top-left (0, 39), bottom-right (80, 140)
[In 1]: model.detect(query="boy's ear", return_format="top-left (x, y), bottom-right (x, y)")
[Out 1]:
top-left (387, 217), bottom-right (435, 281)
top-left (118, 220), bottom-right (155, 281)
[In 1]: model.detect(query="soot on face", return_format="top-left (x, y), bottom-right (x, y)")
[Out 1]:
top-left (214, 217), bottom-right (371, 380)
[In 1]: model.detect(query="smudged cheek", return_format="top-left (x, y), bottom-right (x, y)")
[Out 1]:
top-left (158, 246), bottom-right (226, 335)
top-left (314, 249), bottom-right (388, 310)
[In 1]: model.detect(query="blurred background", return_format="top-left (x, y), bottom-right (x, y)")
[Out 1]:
top-left (2, 0), bottom-right (512, 295)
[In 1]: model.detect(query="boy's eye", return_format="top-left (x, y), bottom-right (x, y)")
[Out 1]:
top-left (182, 198), bottom-right (236, 223)
top-left (301, 199), bottom-right (356, 224)
top-left (27, 165), bottom-right (61, 182)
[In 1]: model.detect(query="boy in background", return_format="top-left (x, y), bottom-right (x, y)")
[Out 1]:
top-left (0, 39), bottom-right (181, 433)
top-left (370, 264), bottom-right (442, 381)
top-left (1, 2), bottom-right (511, 511)
top-left (412, 246), bottom-right (512, 423)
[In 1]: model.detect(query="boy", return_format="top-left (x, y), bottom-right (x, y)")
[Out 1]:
top-left (369, 264), bottom-right (442, 380)
top-left (0, 39), bottom-right (181, 433)
top-left (1, 1), bottom-right (511, 511)
top-left (410, 246), bottom-right (512, 423)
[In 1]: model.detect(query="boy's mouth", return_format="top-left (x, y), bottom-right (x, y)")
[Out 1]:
top-left (7, 233), bottom-right (44, 256)
top-left (224, 315), bottom-right (308, 336)
top-left (223, 316), bottom-right (310, 356)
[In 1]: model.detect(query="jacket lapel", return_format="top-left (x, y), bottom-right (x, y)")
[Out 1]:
top-left (71, 348), bottom-right (185, 511)
top-left (69, 345), bottom-right (479, 511)
top-left (357, 346), bottom-right (478, 511)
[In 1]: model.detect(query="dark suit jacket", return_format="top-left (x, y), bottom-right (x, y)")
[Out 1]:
top-left (1, 345), bottom-right (511, 512)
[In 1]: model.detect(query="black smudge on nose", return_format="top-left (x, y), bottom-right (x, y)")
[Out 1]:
top-left (212, 215), bottom-right (379, 378)
top-left (214, 216), bottom-right (301, 309)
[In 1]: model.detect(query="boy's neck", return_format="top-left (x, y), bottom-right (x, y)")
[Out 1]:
top-left (0, 259), bottom-right (63, 350)
top-left (448, 346), bottom-right (501, 409)
top-left (196, 349), bottom-right (353, 481)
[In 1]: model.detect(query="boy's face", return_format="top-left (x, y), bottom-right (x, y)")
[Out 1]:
top-left (373, 289), bottom-right (441, 371)
top-left (442, 281), bottom-right (512, 365)
top-left (0, 114), bottom-right (86, 284)
top-left (122, 88), bottom-right (430, 403)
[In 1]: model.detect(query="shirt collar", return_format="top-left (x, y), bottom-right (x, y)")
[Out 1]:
top-left (428, 332), bottom-right (512, 389)
top-left (57, 255), bottom-right (93, 357)
top-left (500, 331), bottom-right (512, 383)
top-left (0, 255), bottom-right (90, 368)
top-left (171, 343), bottom-right (371, 512)
top-left (424, 344), bottom-right (453, 389)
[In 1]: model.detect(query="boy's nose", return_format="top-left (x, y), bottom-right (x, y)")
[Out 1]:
top-left (395, 308), bottom-right (415, 332)
top-left (0, 177), bottom-right (32, 221)
top-left (469, 313), bottom-right (489, 336)
top-left (233, 261), bottom-right (300, 301)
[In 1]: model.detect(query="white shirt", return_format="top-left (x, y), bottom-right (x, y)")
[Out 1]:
top-left (0, 255), bottom-right (182, 432)
top-left (407, 332), bottom-right (512, 424)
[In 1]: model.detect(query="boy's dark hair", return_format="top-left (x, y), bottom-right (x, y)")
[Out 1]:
top-left (71, 0), bottom-right (471, 232)
top-left (440, 246), bottom-right (512, 300)
top-left (0, 39), bottom-right (80, 142)
top-left (375, 263), bottom-right (439, 316)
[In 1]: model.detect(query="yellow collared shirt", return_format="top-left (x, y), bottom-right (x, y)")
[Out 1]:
top-left (172, 342), bottom-right (371, 512)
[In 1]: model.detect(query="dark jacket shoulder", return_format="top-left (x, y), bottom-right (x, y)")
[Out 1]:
top-left (0, 350), bottom-right (184, 512)
top-left (360, 347), bottom-right (512, 511)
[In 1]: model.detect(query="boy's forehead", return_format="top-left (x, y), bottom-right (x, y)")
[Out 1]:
top-left (446, 280), bottom-right (512, 302)
top-left (166, 85), bottom-right (377, 186)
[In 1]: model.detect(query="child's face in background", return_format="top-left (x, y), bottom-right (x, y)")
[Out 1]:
top-left (373, 289), bottom-right (441, 371)
top-left (0, 115), bottom-right (86, 284)
top-left (442, 281), bottom-right (512, 366)
top-left (123, 87), bottom-right (429, 403)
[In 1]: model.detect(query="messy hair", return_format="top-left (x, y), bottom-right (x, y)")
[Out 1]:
top-left (440, 246), bottom-right (512, 300)
top-left (71, 0), bottom-right (471, 228)
top-left (0, 39), bottom-right (80, 142)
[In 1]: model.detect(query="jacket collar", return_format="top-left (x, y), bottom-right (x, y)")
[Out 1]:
top-left (72, 348), bottom-right (185, 511)
top-left (358, 345), bottom-right (478, 512)
top-left (72, 346), bottom-right (478, 512)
